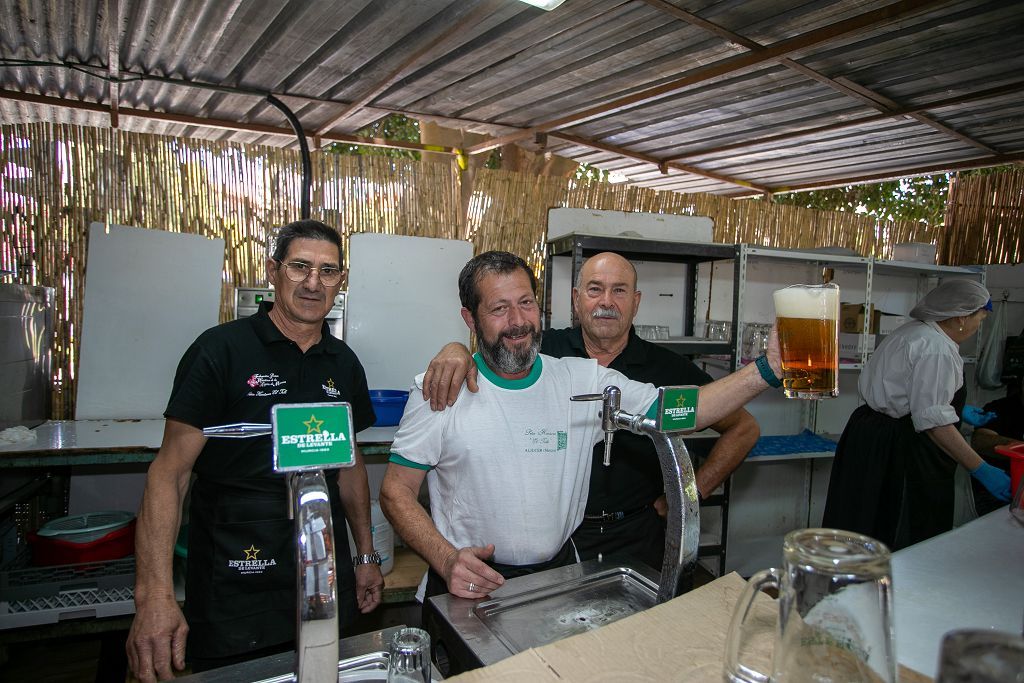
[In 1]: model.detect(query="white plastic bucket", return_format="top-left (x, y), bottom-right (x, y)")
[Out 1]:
top-left (346, 499), bottom-right (394, 576)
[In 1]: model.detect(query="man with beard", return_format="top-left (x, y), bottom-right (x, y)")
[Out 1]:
top-left (423, 252), bottom-right (759, 571)
top-left (380, 251), bottom-right (782, 629)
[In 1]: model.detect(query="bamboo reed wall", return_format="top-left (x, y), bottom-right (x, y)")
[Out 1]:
top-left (3, 122), bottom-right (1017, 419)
top-left (940, 167), bottom-right (1024, 265)
top-left (0, 122), bottom-right (461, 418)
top-left (465, 169), bottom-right (941, 270)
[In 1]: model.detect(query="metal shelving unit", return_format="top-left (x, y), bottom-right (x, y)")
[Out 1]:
top-left (544, 234), bottom-right (741, 576)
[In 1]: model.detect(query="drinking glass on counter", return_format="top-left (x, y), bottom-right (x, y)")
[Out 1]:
top-left (387, 627), bottom-right (432, 683)
top-left (772, 283), bottom-right (839, 399)
top-left (936, 629), bottom-right (1024, 683)
top-left (724, 528), bottom-right (897, 683)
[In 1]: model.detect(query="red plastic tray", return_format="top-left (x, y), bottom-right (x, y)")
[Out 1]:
top-left (28, 519), bottom-right (136, 566)
top-left (994, 442), bottom-right (1024, 494)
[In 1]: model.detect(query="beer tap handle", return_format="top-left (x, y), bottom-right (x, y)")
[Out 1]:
top-left (571, 387), bottom-right (621, 467)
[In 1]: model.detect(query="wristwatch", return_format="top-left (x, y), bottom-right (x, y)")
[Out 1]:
top-left (352, 551), bottom-right (382, 566)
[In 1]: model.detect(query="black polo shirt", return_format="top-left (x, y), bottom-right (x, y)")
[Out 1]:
top-left (540, 326), bottom-right (712, 515)
top-left (166, 302), bottom-right (376, 483)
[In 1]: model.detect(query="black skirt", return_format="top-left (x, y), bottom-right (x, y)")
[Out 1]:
top-left (822, 404), bottom-right (958, 551)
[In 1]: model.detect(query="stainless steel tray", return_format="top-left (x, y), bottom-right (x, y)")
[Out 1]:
top-left (473, 565), bottom-right (658, 654)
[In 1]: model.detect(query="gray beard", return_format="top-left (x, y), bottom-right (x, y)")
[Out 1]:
top-left (477, 323), bottom-right (541, 375)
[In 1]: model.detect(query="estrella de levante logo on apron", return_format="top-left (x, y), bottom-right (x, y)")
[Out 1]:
top-left (272, 402), bottom-right (356, 472)
top-left (228, 544), bottom-right (278, 576)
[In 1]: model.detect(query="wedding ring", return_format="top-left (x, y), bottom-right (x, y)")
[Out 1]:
top-left (468, 582), bottom-right (477, 593)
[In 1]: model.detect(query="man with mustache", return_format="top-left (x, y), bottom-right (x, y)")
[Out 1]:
top-left (423, 252), bottom-right (759, 572)
top-left (380, 251), bottom-right (780, 636)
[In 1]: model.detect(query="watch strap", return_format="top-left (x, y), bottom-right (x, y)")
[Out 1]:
top-left (755, 354), bottom-right (783, 388)
top-left (352, 551), bottom-right (382, 566)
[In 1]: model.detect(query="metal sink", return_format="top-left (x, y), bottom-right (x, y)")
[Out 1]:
top-left (251, 651), bottom-right (391, 683)
top-left (474, 564), bottom-right (657, 654)
top-left (427, 558), bottom-right (660, 671)
top-left (174, 626), bottom-right (442, 682)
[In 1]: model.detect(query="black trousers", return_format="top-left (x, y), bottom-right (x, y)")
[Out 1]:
top-left (571, 505), bottom-right (664, 571)
top-left (823, 405), bottom-right (958, 551)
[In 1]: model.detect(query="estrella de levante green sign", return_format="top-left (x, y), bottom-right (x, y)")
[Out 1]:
top-left (657, 386), bottom-right (699, 433)
top-left (272, 402), bottom-right (355, 472)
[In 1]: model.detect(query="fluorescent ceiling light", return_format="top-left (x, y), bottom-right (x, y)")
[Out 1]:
top-left (517, 0), bottom-right (567, 10)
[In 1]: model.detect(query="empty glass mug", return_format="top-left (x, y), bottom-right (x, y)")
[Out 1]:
top-left (387, 627), bottom-right (432, 683)
top-left (772, 283), bottom-right (840, 399)
top-left (724, 528), bottom-right (897, 683)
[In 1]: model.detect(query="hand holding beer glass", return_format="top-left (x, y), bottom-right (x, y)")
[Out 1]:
top-left (772, 283), bottom-right (839, 399)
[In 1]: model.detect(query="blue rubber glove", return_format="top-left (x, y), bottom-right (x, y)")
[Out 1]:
top-left (962, 405), bottom-right (997, 427)
top-left (970, 462), bottom-right (1012, 502)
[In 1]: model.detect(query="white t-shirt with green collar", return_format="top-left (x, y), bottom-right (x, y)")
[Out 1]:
top-left (390, 353), bottom-right (659, 566)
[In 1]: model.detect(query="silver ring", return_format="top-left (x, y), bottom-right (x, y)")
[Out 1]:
top-left (468, 582), bottom-right (477, 593)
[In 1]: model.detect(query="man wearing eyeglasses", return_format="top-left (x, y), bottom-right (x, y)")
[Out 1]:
top-left (127, 220), bottom-right (384, 682)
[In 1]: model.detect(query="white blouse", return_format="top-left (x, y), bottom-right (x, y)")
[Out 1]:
top-left (858, 320), bottom-right (962, 432)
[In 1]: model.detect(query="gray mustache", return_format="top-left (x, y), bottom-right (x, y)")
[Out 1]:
top-left (591, 308), bottom-right (620, 320)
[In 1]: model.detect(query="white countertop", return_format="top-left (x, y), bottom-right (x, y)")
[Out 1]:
top-left (892, 510), bottom-right (1024, 678)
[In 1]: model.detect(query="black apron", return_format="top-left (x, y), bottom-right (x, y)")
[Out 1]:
top-left (184, 475), bottom-right (357, 661)
top-left (822, 383), bottom-right (966, 551)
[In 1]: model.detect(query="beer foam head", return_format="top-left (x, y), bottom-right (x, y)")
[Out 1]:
top-left (773, 284), bottom-right (839, 319)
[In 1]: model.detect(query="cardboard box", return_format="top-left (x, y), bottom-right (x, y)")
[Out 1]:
top-left (878, 313), bottom-right (908, 335)
top-left (840, 303), bottom-right (880, 334)
top-left (840, 332), bottom-right (876, 359)
top-left (893, 242), bottom-right (937, 264)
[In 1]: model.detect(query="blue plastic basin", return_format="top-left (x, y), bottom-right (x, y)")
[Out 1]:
top-left (370, 389), bottom-right (410, 427)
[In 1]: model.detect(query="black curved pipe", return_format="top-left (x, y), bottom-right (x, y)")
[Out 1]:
top-left (266, 94), bottom-right (312, 219)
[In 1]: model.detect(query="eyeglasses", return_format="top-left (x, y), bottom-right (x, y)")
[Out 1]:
top-left (275, 259), bottom-right (343, 287)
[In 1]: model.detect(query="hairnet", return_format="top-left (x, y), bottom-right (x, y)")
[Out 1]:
top-left (908, 279), bottom-right (991, 322)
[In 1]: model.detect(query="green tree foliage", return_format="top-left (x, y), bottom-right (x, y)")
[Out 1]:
top-left (772, 174), bottom-right (950, 225)
top-left (326, 114), bottom-right (422, 160)
top-left (771, 165), bottom-right (1015, 226)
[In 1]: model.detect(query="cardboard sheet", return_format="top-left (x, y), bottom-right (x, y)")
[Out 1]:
top-left (447, 573), bottom-right (931, 683)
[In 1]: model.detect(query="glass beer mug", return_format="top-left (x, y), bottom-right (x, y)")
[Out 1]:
top-left (724, 529), bottom-right (897, 683)
top-left (772, 283), bottom-right (840, 399)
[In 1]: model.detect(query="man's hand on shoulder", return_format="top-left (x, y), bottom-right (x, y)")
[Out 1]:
top-left (441, 544), bottom-right (504, 599)
top-left (126, 595), bottom-right (189, 683)
top-left (422, 342), bottom-right (478, 411)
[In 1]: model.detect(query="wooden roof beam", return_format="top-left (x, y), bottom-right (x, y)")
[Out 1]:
top-left (757, 151), bottom-right (1024, 197)
top-left (550, 131), bottom-right (771, 193)
top-left (0, 90), bottom-right (462, 156)
top-left (659, 81), bottom-right (1024, 162)
top-left (643, 0), bottom-right (996, 155)
top-left (465, 0), bottom-right (949, 155)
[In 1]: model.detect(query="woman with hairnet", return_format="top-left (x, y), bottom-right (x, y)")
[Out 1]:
top-left (822, 279), bottom-right (1011, 550)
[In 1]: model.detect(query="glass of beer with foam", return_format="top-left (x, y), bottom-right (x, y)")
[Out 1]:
top-left (772, 283), bottom-right (839, 399)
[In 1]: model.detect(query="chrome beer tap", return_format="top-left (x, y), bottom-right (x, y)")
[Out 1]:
top-left (570, 385), bottom-right (700, 604)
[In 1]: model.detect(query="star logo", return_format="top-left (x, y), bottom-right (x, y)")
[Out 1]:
top-left (675, 395), bottom-right (688, 408)
top-left (243, 545), bottom-right (260, 560)
top-left (326, 378), bottom-right (335, 389)
top-left (303, 414), bottom-right (324, 433)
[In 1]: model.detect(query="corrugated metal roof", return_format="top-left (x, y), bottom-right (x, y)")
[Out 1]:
top-left (1, 0), bottom-right (1022, 196)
